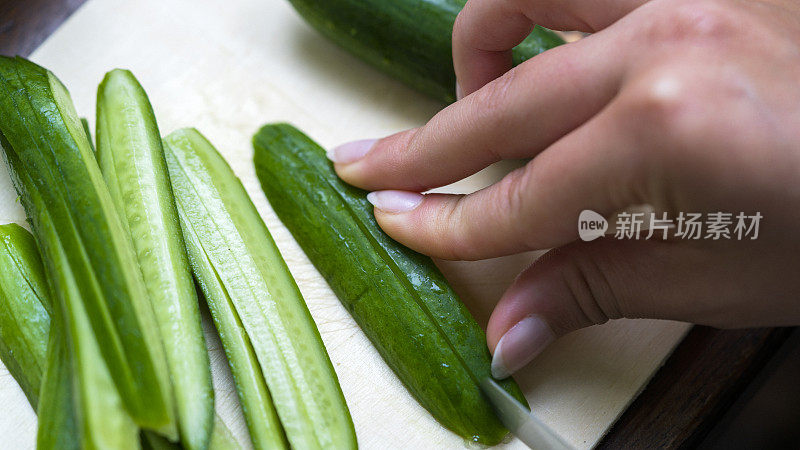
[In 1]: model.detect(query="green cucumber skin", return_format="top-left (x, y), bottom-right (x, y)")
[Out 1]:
top-left (164, 128), bottom-right (356, 450)
top-left (36, 305), bottom-right (80, 450)
top-left (53, 232), bottom-right (140, 450)
top-left (3, 140), bottom-right (140, 450)
top-left (80, 117), bottom-right (95, 153)
top-left (0, 56), bottom-right (173, 433)
top-left (0, 223), bottom-right (79, 450)
top-left (1, 148), bottom-right (138, 450)
top-left (287, 0), bottom-right (564, 103)
top-left (0, 223), bottom-right (50, 407)
top-left (0, 223), bottom-right (239, 450)
top-left (253, 124), bottom-right (528, 445)
top-left (96, 68), bottom-right (214, 450)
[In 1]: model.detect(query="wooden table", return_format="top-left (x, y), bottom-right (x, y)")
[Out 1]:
top-left (0, 1), bottom-right (793, 447)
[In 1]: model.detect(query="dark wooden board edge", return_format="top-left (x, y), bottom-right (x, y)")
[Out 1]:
top-left (0, 0), bottom-right (87, 57)
top-left (598, 326), bottom-right (794, 449)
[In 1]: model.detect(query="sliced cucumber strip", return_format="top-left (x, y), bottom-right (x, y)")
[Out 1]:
top-left (0, 56), bottom-right (174, 435)
top-left (97, 68), bottom-right (214, 449)
top-left (164, 128), bottom-right (355, 450)
top-left (0, 223), bottom-right (50, 407)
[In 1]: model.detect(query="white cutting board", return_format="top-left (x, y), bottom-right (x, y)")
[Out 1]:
top-left (0, 0), bottom-right (691, 448)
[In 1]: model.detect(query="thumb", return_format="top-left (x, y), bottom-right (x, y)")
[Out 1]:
top-left (487, 237), bottom-right (710, 379)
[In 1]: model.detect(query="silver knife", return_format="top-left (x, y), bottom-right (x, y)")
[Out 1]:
top-left (480, 378), bottom-right (575, 450)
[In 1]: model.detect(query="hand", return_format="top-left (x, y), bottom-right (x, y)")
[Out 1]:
top-left (327, 0), bottom-right (800, 379)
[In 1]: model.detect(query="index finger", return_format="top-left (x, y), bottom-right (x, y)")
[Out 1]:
top-left (332, 35), bottom-right (624, 192)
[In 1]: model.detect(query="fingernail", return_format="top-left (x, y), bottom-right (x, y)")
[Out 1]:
top-left (366, 190), bottom-right (423, 213)
top-left (491, 315), bottom-right (555, 379)
top-left (327, 139), bottom-right (377, 164)
top-left (455, 81), bottom-right (464, 101)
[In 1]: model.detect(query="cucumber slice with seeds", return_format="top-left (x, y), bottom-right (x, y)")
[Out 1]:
top-left (164, 128), bottom-right (356, 450)
top-left (97, 68), bottom-right (214, 450)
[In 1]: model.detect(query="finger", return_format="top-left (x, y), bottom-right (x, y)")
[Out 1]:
top-left (484, 231), bottom-right (792, 378)
top-left (331, 36), bottom-right (624, 192)
top-left (365, 94), bottom-right (647, 260)
top-left (485, 238), bottom-right (695, 378)
top-left (453, 0), bottom-right (649, 97)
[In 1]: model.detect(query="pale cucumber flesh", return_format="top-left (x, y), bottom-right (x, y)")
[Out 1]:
top-left (164, 128), bottom-right (356, 450)
top-left (97, 68), bottom-right (213, 449)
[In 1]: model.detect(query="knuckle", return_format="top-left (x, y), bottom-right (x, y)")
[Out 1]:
top-left (391, 128), bottom-right (435, 191)
top-left (440, 196), bottom-right (477, 260)
top-left (618, 72), bottom-right (702, 185)
top-left (644, 0), bottom-right (740, 44)
top-left (492, 167), bottom-right (532, 235)
top-left (620, 70), bottom-right (701, 143)
top-left (674, 1), bottom-right (738, 39)
top-left (497, 168), bottom-right (528, 216)
top-left (452, 8), bottom-right (468, 44)
top-left (451, 0), bottom-right (483, 42)
top-left (465, 68), bottom-right (517, 121)
top-left (493, 166), bottom-right (557, 251)
top-left (547, 245), bottom-right (620, 327)
top-left (620, 65), bottom-right (746, 172)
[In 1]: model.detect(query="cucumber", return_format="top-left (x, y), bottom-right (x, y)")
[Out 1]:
top-left (0, 223), bottom-right (50, 407)
top-left (80, 117), bottom-right (95, 152)
top-left (97, 69), bottom-right (214, 450)
top-left (0, 56), bottom-right (175, 435)
top-left (51, 237), bottom-right (139, 450)
top-left (163, 128), bottom-right (356, 450)
top-left (166, 132), bottom-right (287, 450)
top-left (0, 224), bottom-right (81, 450)
top-left (207, 414), bottom-right (242, 450)
top-left (0, 224), bottom-right (239, 450)
top-left (36, 313), bottom-right (79, 450)
top-left (253, 123), bottom-right (529, 445)
top-left (143, 414), bottom-right (242, 450)
top-left (0, 223), bottom-right (79, 450)
top-left (3, 139), bottom-right (140, 450)
top-left (286, 0), bottom-right (564, 103)
top-left (188, 265), bottom-right (287, 450)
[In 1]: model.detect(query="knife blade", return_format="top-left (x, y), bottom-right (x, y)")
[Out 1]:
top-left (480, 378), bottom-right (574, 450)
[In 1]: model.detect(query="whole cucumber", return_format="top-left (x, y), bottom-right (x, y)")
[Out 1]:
top-left (0, 56), bottom-right (174, 435)
top-left (287, 0), bottom-right (564, 103)
top-left (164, 128), bottom-right (356, 450)
top-left (97, 68), bottom-right (214, 450)
top-left (253, 123), bottom-right (527, 445)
